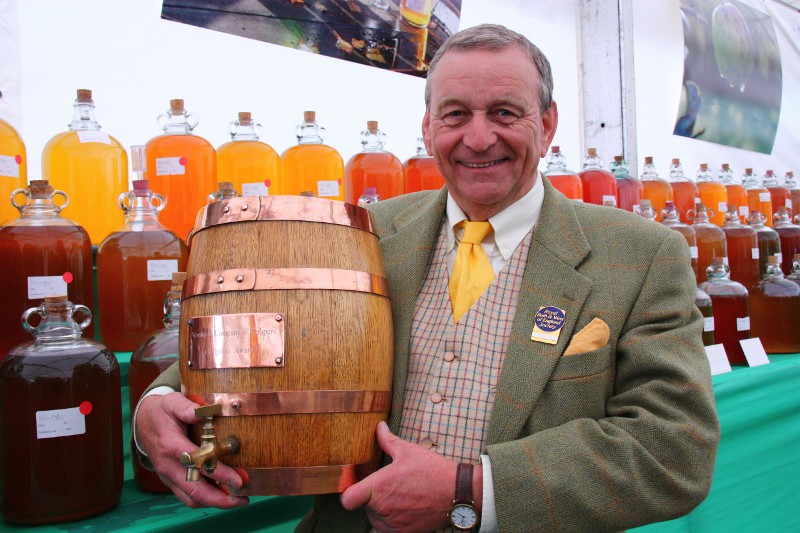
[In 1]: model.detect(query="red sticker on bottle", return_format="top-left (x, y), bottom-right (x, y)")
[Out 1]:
top-left (264, 179), bottom-right (271, 187)
top-left (79, 401), bottom-right (93, 415)
top-left (179, 157), bottom-right (188, 166)
top-left (15, 154), bottom-right (22, 165)
top-left (62, 272), bottom-right (74, 283)
top-left (338, 179), bottom-right (342, 185)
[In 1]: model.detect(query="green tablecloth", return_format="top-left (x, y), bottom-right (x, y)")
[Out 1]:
top-left (4, 353), bottom-right (799, 532)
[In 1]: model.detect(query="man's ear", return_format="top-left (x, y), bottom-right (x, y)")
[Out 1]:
top-left (540, 101), bottom-right (559, 158)
top-left (422, 110), bottom-right (433, 156)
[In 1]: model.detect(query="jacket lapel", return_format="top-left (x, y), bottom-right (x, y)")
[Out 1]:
top-left (486, 179), bottom-right (593, 445)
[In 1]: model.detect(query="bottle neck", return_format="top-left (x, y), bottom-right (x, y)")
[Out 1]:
top-left (162, 111), bottom-right (194, 135)
top-left (231, 122), bottom-right (259, 141)
top-left (610, 160), bottom-right (629, 178)
top-left (68, 102), bottom-right (101, 131)
top-left (640, 163), bottom-right (659, 181)
top-left (763, 263), bottom-right (785, 280)
top-left (361, 130), bottom-right (387, 153)
top-left (122, 196), bottom-right (164, 229)
top-left (33, 302), bottom-right (84, 343)
top-left (582, 154), bottom-right (603, 170)
top-left (297, 121), bottom-right (324, 144)
top-left (20, 197), bottom-right (63, 220)
top-left (742, 173), bottom-right (760, 188)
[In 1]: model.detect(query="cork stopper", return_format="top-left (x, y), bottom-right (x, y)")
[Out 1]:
top-left (745, 168), bottom-right (753, 174)
top-left (550, 146), bottom-right (559, 153)
top-left (367, 120), bottom-right (379, 133)
top-left (132, 180), bottom-right (150, 197)
top-left (711, 257), bottom-right (725, 267)
top-left (587, 148), bottom-right (597, 157)
top-left (614, 155), bottom-right (623, 162)
top-left (768, 255), bottom-right (779, 265)
top-left (722, 163), bottom-right (730, 170)
top-left (765, 169), bottom-right (774, 176)
top-left (304, 110), bottom-right (316, 122)
top-left (218, 181), bottom-right (234, 190)
top-left (672, 158), bottom-right (680, 165)
top-left (170, 272), bottom-right (187, 292)
top-left (28, 180), bottom-right (54, 198)
top-left (787, 171), bottom-right (795, 178)
top-left (695, 202), bottom-right (706, 210)
top-left (76, 89), bottom-right (93, 103)
top-left (700, 163), bottom-right (708, 170)
top-left (44, 295), bottom-right (68, 303)
top-left (665, 201), bottom-right (675, 208)
top-left (644, 156), bottom-right (653, 164)
top-left (170, 99), bottom-right (185, 113)
top-left (794, 253), bottom-right (800, 260)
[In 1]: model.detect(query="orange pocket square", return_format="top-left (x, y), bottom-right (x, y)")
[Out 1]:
top-left (564, 318), bottom-right (610, 356)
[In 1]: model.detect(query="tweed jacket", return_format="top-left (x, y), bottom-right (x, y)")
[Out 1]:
top-left (297, 179), bottom-right (720, 532)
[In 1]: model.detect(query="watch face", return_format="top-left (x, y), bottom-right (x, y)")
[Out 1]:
top-left (449, 503), bottom-right (478, 530)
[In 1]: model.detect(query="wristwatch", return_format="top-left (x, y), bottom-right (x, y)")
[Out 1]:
top-left (448, 463), bottom-right (480, 530)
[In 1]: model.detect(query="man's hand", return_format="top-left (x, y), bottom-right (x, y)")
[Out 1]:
top-left (341, 422), bottom-right (476, 532)
top-left (136, 392), bottom-right (248, 509)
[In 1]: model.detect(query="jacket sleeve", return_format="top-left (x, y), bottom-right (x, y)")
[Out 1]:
top-left (487, 230), bottom-right (720, 532)
top-left (129, 361), bottom-right (182, 471)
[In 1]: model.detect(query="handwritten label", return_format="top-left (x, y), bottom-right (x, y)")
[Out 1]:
top-left (147, 259), bottom-right (178, 281)
top-left (28, 276), bottom-right (68, 299)
top-left (705, 344), bottom-right (732, 375)
top-left (759, 192), bottom-right (771, 202)
top-left (0, 154), bottom-right (20, 178)
top-left (77, 130), bottom-right (111, 145)
top-left (740, 338), bottom-right (770, 367)
top-left (156, 157), bottom-right (186, 176)
top-left (36, 406), bottom-right (86, 439)
top-left (739, 205), bottom-right (750, 217)
top-left (317, 181), bottom-right (340, 198)
top-left (718, 201), bottom-right (727, 213)
top-left (242, 182), bottom-right (268, 196)
top-left (689, 246), bottom-right (699, 259)
top-left (752, 248), bottom-right (760, 260)
top-left (736, 317), bottom-right (750, 331)
top-left (787, 199), bottom-right (793, 209)
top-left (776, 252), bottom-right (783, 264)
top-left (703, 317), bottom-right (714, 332)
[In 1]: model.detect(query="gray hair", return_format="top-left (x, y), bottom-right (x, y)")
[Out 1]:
top-left (424, 24), bottom-right (554, 113)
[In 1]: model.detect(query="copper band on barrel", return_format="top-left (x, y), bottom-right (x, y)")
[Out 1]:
top-left (182, 268), bottom-right (389, 299)
top-left (185, 390), bottom-right (391, 416)
top-left (192, 196), bottom-right (375, 235)
top-left (231, 463), bottom-right (375, 496)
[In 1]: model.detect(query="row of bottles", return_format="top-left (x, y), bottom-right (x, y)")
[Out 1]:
top-left (544, 147), bottom-right (800, 229)
top-left (2, 90), bottom-right (445, 244)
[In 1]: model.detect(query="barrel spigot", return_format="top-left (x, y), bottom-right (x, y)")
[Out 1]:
top-left (179, 403), bottom-right (240, 482)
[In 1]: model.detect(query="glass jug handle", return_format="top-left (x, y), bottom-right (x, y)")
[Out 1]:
top-left (52, 190), bottom-right (70, 213)
top-left (21, 306), bottom-right (44, 335)
top-left (151, 193), bottom-right (167, 212)
top-left (186, 112), bottom-right (199, 131)
top-left (71, 305), bottom-right (93, 331)
top-left (118, 190), bottom-right (135, 212)
top-left (10, 187), bottom-right (30, 212)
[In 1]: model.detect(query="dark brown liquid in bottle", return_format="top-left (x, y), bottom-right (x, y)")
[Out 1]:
top-left (707, 294), bottom-right (750, 364)
top-left (0, 225), bottom-right (94, 357)
top-left (97, 230), bottom-right (187, 351)
top-left (750, 281), bottom-right (800, 353)
top-left (0, 346), bottom-right (122, 524)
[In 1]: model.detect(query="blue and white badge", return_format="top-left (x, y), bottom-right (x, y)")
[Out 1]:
top-left (531, 306), bottom-right (566, 344)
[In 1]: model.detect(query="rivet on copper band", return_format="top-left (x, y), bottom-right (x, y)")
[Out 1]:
top-left (275, 314), bottom-right (283, 322)
top-left (241, 204), bottom-right (249, 211)
top-left (217, 276), bottom-right (224, 284)
top-left (223, 206), bottom-right (230, 213)
top-left (236, 275), bottom-right (244, 283)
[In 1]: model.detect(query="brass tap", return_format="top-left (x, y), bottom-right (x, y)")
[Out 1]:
top-left (180, 403), bottom-right (240, 482)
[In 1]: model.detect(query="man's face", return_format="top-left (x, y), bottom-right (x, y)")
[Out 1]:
top-left (422, 46), bottom-right (558, 220)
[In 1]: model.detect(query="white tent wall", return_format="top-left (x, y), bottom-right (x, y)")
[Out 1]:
top-left (6, 0), bottom-right (799, 185)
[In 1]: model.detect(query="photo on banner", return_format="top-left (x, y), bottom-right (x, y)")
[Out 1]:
top-left (161, 0), bottom-right (462, 77)
top-left (675, 0), bottom-right (782, 153)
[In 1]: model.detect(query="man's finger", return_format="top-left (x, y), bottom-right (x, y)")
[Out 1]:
top-left (340, 479), bottom-right (373, 511)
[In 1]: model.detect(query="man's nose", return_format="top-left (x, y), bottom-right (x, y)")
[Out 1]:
top-left (461, 114), bottom-right (497, 153)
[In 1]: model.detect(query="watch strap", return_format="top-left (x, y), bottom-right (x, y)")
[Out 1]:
top-left (455, 463), bottom-right (474, 505)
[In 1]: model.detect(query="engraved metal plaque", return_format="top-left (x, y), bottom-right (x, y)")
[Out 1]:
top-left (188, 313), bottom-right (285, 370)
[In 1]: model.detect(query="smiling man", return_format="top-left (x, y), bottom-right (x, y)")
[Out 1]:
top-left (134, 24), bottom-right (719, 532)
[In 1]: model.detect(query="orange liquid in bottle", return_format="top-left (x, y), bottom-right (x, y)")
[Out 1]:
top-left (746, 188), bottom-right (774, 228)
top-left (0, 225), bottom-right (94, 356)
top-left (0, 118), bottom-right (27, 223)
top-left (670, 181), bottom-right (699, 224)
top-left (722, 226), bottom-right (760, 289)
top-left (696, 289), bottom-right (714, 346)
top-left (404, 156), bottom-right (445, 193)
top-left (281, 144), bottom-right (344, 200)
top-left (724, 184), bottom-right (748, 223)
top-left (579, 168), bottom-right (618, 206)
top-left (697, 181), bottom-right (727, 226)
top-left (642, 180), bottom-right (673, 222)
top-left (694, 226), bottom-right (727, 286)
top-left (545, 173), bottom-right (582, 200)
top-left (0, 344), bottom-right (122, 524)
top-left (145, 134), bottom-right (217, 241)
top-left (42, 131), bottom-right (128, 244)
top-left (767, 186), bottom-right (791, 216)
top-left (97, 232), bottom-right (187, 351)
top-left (750, 280), bottom-right (800, 353)
top-left (217, 140), bottom-right (281, 196)
top-left (345, 151), bottom-right (405, 205)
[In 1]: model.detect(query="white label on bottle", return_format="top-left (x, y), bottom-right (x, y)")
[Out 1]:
top-left (28, 276), bottom-right (68, 299)
top-left (76, 130), bottom-right (111, 145)
top-left (752, 247), bottom-right (760, 259)
top-left (722, 256), bottom-right (729, 265)
top-left (632, 204), bottom-right (640, 214)
top-left (705, 344), bottom-right (732, 375)
top-left (317, 180), bottom-right (339, 198)
top-left (703, 317), bottom-right (714, 332)
top-left (36, 406), bottom-right (86, 439)
top-left (737, 317), bottom-right (751, 331)
top-left (739, 205), bottom-right (750, 216)
top-left (759, 192), bottom-right (771, 202)
top-left (776, 252), bottom-right (783, 264)
top-left (602, 195), bottom-right (616, 206)
top-left (156, 157), bottom-right (186, 176)
top-left (695, 196), bottom-right (702, 204)
top-left (242, 182), bottom-right (268, 196)
top-left (787, 199), bottom-right (793, 209)
top-left (0, 154), bottom-right (20, 178)
top-left (690, 246), bottom-right (699, 259)
top-left (147, 259), bottom-right (178, 281)
top-left (718, 201), bottom-right (727, 213)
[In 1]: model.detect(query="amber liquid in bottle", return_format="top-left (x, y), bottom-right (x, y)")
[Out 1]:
top-left (722, 226), bottom-right (760, 289)
top-left (725, 184), bottom-right (748, 223)
top-left (691, 206), bottom-right (727, 286)
top-left (0, 346), bottom-right (122, 524)
top-left (696, 288), bottom-right (714, 346)
top-left (97, 232), bottom-right (187, 351)
top-left (545, 173), bottom-right (582, 200)
top-left (669, 181), bottom-right (698, 224)
top-left (767, 186), bottom-right (791, 215)
top-left (697, 181), bottom-right (727, 226)
top-left (0, 118), bottom-right (27, 223)
top-left (750, 281), bottom-right (800, 353)
top-left (707, 294), bottom-right (749, 364)
top-left (345, 151), bottom-right (405, 205)
top-left (282, 144), bottom-right (344, 199)
top-left (404, 155), bottom-right (445, 193)
top-left (0, 225), bottom-right (93, 356)
top-left (642, 180), bottom-right (673, 222)
top-left (751, 223), bottom-right (781, 282)
top-left (217, 112), bottom-right (282, 197)
top-left (774, 222), bottom-right (800, 276)
top-left (746, 188), bottom-right (773, 227)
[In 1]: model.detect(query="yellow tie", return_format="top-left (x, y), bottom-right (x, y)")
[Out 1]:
top-left (450, 221), bottom-right (495, 322)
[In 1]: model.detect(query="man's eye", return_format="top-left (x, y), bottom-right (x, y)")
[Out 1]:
top-left (494, 109), bottom-right (517, 123)
top-left (442, 111), bottom-right (467, 125)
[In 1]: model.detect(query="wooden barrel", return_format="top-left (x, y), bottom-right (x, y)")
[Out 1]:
top-left (179, 196), bottom-right (393, 495)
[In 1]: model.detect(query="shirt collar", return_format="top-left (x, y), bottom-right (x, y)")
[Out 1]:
top-left (445, 174), bottom-right (545, 255)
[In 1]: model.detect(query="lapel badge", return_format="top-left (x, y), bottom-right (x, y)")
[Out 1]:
top-left (531, 306), bottom-right (566, 345)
